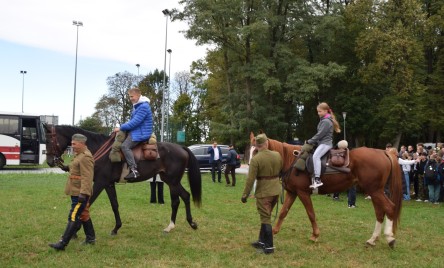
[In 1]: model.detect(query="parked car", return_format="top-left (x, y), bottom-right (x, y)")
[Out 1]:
top-left (188, 144), bottom-right (241, 172)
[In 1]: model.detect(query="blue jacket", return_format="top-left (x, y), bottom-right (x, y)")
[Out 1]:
top-left (207, 146), bottom-right (222, 164)
top-left (120, 96), bottom-right (153, 142)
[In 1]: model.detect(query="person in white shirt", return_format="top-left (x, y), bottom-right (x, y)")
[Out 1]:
top-left (208, 141), bottom-right (223, 183)
top-left (398, 152), bottom-right (419, 200)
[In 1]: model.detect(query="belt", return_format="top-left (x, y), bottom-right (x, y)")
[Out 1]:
top-left (69, 175), bottom-right (82, 180)
top-left (256, 175), bottom-right (279, 180)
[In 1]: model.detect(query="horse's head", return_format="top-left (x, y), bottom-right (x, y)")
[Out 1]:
top-left (246, 132), bottom-right (259, 164)
top-left (43, 124), bottom-right (71, 167)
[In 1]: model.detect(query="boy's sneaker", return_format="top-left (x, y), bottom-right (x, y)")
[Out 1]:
top-left (433, 202), bottom-right (439, 205)
top-left (424, 200), bottom-right (429, 203)
top-left (348, 205), bottom-right (356, 208)
top-left (415, 199), bottom-right (422, 202)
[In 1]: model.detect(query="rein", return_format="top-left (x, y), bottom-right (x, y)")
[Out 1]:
top-left (92, 132), bottom-right (116, 161)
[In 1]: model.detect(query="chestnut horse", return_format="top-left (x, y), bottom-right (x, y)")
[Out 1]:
top-left (44, 125), bottom-right (202, 235)
top-left (248, 132), bottom-right (402, 248)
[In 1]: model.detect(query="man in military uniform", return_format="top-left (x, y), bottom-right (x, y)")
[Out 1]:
top-left (49, 133), bottom-right (96, 251)
top-left (241, 133), bottom-right (283, 254)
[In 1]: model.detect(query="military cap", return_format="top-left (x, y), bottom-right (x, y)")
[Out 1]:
top-left (72, 133), bottom-right (87, 142)
top-left (255, 133), bottom-right (268, 145)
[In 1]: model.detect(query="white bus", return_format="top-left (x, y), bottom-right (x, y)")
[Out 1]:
top-left (0, 112), bottom-right (55, 169)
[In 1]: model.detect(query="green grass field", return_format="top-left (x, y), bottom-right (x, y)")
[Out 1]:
top-left (0, 172), bottom-right (443, 267)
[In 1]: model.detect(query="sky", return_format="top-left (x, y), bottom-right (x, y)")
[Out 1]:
top-left (0, 0), bottom-right (207, 125)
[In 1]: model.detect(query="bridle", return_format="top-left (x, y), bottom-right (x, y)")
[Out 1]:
top-left (45, 125), bottom-right (64, 165)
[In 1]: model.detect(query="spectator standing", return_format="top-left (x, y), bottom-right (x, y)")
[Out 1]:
top-left (415, 152), bottom-right (428, 201)
top-left (149, 174), bottom-right (164, 204)
top-left (398, 153), bottom-right (418, 200)
top-left (438, 157), bottom-right (444, 202)
top-left (224, 144), bottom-right (238, 187)
top-left (347, 185), bottom-right (357, 208)
top-left (398, 145), bottom-right (407, 158)
top-left (425, 155), bottom-right (440, 204)
top-left (207, 141), bottom-right (222, 183)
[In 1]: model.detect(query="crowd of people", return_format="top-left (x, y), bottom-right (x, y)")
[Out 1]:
top-left (387, 142), bottom-right (444, 204)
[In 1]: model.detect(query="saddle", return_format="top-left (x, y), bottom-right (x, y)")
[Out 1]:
top-left (111, 132), bottom-right (160, 184)
top-left (294, 145), bottom-right (350, 177)
top-left (109, 132), bottom-right (159, 162)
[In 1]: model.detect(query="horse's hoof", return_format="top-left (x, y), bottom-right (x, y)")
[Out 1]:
top-left (110, 230), bottom-right (118, 236)
top-left (365, 241), bottom-right (375, 247)
top-left (190, 222), bottom-right (198, 230)
top-left (388, 239), bottom-right (395, 249)
top-left (272, 228), bottom-right (278, 235)
top-left (162, 230), bottom-right (170, 234)
top-left (309, 236), bottom-right (318, 242)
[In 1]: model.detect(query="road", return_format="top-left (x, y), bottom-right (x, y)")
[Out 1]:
top-left (0, 168), bottom-right (65, 174)
top-left (0, 165), bottom-right (249, 175)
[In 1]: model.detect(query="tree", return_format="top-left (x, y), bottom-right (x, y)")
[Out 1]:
top-left (138, 69), bottom-right (168, 138)
top-left (78, 116), bottom-right (107, 134)
top-left (354, 0), bottom-right (427, 147)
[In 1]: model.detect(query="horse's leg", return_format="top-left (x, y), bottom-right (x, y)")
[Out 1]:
top-left (366, 192), bottom-right (386, 247)
top-left (384, 217), bottom-right (395, 248)
top-left (104, 183), bottom-right (122, 236)
top-left (177, 184), bottom-right (198, 230)
top-left (273, 191), bottom-right (297, 235)
top-left (298, 192), bottom-right (320, 242)
top-left (163, 186), bottom-right (180, 233)
top-left (366, 220), bottom-right (382, 247)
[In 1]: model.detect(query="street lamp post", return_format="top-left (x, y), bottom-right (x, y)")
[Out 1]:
top-left (342, 112), bottom-right (347, 141)
top-left (136, 63), bottom-right (140, 76)
top-left (72, 20), bottom-right (83, 126)
top-left (160, 9), bottom-right (170, 142)
top-left (20, 70), bottom-right (27, 113)
top-left (166, 49), bottom-right (172, 141)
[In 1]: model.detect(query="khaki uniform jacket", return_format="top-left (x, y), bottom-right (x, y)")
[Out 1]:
top-left (64, 147), bottom-right (94, 196)
top-left (242, 149), bottom-right (283, 198)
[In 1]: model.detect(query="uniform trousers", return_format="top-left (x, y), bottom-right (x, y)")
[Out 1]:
top-left (256, 195), bottom-right (278, 225)
top-left (68, 196), bottom-right (89, 223)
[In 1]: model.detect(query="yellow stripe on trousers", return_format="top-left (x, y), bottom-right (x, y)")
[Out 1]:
top-left (71, 202), bottom-right (82, 222)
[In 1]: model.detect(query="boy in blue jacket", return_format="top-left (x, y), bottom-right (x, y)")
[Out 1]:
top-left (114, 87), bottom-right (153, 180)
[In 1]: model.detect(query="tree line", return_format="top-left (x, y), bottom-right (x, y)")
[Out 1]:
top-left (79, 0), bottom-right (444, 152)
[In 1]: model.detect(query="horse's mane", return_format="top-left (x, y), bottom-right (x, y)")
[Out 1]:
top-left (57, 125), bottom-right (109, 139)
top-left (267, 139), bottom-right (301, 170)
top-left (55, 125), bottom-right (111, 153)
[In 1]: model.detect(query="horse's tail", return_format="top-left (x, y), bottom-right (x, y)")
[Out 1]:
top-left (387, 152), bottom-right (403, 233)
top-left (183, 146), bottom-right (202, 207)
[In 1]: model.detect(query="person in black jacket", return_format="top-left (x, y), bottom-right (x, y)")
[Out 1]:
top-left (224, 144), bottom-right (238, 187)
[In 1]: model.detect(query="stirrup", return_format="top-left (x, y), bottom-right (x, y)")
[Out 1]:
top-left (310, 178), bottom-right (323, 189)
top-left (124, 168), bottom-right (140, 180)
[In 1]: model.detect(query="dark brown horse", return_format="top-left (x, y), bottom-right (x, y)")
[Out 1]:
top-left (249, 132), bottom-right (402, 248)
top-left (44, 125), bottom-right (202, 235)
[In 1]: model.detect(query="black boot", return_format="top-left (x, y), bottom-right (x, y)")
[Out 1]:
top-left (251, 224), bottom-right (266, 249)
top-left (49, 221), bottom-right (80, 251)
top-left (81, 219), bottom-right (96, 245)
top-left (262, 224), bottom-right (274, 254)
top-left (124, 166), bottom-right (140, 180)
